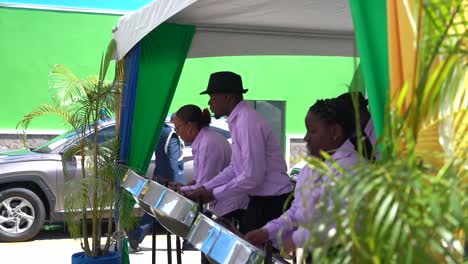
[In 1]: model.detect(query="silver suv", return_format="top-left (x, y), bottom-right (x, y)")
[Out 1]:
top-left (0, 120), bottom-right (230, 242)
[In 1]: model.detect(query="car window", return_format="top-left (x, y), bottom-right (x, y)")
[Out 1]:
top-left (34, 121), bottom-right (117, 153)
top-left (33, 131), bottom-right (78, 153)
top-left (86, 125), bottom-right (116, 145)
top-left (59, 125), bottom-right (116, 153)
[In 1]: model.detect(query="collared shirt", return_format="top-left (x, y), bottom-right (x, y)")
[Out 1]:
top-left (263, 165), bottom-right (313, 243)
top-left (365, 119), bottom-right (376, 146)
top-left (364, 119), bottom-right (379, 159)
top-left (181, 127), bottom-right (248, 216)
top-left (262, 140), bottom-right (359, 247)
top-left (203, 100), bottom-right (292, 200)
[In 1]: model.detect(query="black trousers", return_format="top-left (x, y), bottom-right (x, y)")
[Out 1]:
top-left (239, 192), bottom-right (293, 234)
top-left (222, 209), bottom-right (245, 230)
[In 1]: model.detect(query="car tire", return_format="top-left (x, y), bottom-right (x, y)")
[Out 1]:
top-left (0, 188), bottom-right (46, 242)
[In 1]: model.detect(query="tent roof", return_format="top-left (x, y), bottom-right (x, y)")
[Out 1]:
top-left (113, 0), bottom-right (356, 60)
top-left (170, 0), bottom-right (353, 33)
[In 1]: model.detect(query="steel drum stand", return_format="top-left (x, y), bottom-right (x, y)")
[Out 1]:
top-left (152, 217), bottom-right (157, 264)
top-left (176, 235), bottom-right (182, 264)
top-left (265, 241), bottom-right (273, 264)
top-left (166, 229), bottom-right (172, 264)
top-left (198, 200), bottom-right (211, 264)
top-left (165, 230), bottom-right (183, 264)
top-left (159, 182), bottom-right (183, 264)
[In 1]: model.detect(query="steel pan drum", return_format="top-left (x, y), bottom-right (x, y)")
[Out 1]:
top-left (186, 213), bottom-right (265, 264)
top-left (139, 180), bottom-right (198, 238)
top-left (121, 170), bottom-right (148, 202)
top-left (187, 214), bottom-right (290, 264)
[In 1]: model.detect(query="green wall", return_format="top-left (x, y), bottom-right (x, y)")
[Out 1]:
top-left (0, 7), bottom-right (118, 131)
top-left (0, 7), bottom-right (356, 136)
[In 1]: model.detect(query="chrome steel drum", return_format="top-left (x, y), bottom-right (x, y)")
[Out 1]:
top-left (121, 170), bottom-right (148, 201)
top-left (186, 214), bottom-right (265, 264)
top-left (139, 180), bottom-right (198, 238)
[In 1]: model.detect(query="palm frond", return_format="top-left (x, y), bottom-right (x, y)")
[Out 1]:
top-left (18, 41), bottom-right (129, 257)
top-left (99, 39), bottom-right (116, 82)
top-left (64, 177), bottom-right (91, 238)
top-left (16, 104), bottom-right (74, 131)
top-left (118, 190), bottom-right (139, 232)
top-left (300, 2), bottom-right (467, 261)
top-left (304, 153), bottom-right (467, 263)
top-left (49, 64), bottom-right (98, 107)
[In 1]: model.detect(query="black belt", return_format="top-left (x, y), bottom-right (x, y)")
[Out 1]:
top-left (248, 192), bottom-right (292, 201)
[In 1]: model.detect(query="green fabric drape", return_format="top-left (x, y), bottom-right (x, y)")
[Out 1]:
top-left (128, 23), bottom-right (195, 174)
top-left (349, 0), bottom-right (389, 138)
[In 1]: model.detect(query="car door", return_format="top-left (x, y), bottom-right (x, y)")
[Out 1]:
top-left (55, 125), bottom-right (117, 212)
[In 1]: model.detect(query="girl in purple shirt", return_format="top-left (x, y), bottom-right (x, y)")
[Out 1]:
top-left (245, 98), bottom-right (366, 256)
top-left (173, 105), bottom-right (248, 222)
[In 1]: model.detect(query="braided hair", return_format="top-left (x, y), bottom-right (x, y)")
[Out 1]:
top-left (337, 92), bottom-right (368, 115)
top-left (335, 92), bottom-right (374, 160)
top-left (309, 97), bottom-right (374, 160)
top-left (175, 104), bottom-right (211, 129)
top-left (309, 98), bottom-right (353, 137)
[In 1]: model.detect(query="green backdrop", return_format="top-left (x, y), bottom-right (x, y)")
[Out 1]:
top-left (0, 7), bottom-right (356, 136)
top-left (0, 7), bottom-right (118, 131)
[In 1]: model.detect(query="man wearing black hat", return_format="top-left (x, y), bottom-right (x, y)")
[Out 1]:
top-left (183, 71), bottom-right (293, 233)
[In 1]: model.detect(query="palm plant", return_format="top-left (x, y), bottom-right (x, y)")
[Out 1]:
top-left (297, 0), bottom-right (467, 263)
top-left (17, 40), bottom-right (136, 257)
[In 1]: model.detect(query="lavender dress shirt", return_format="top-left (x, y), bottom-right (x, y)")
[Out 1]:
top-left (181, 127), bottom-right (248, 216)
top-left (365, 119), bottom-right (376, 146)
top-left (203, 101), bottom-right (292, 200)
top-left (263, 140), bottom-right (359, 247)
top-left (365, 119), bottom-right (379, 159)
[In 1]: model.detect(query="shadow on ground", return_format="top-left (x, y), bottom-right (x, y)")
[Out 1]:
top-left (31, 221), bottom-right (168, 241)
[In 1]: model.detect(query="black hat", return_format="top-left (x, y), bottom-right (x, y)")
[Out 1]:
top-left (200, 71), bottom-right (248, 95)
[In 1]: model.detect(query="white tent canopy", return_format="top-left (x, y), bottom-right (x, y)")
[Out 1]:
top-left (113, 0), bottom-right (355, 60)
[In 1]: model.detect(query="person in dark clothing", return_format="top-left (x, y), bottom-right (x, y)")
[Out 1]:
top-left (128, 122), bottom-right (184, 251)
top-left (154, 123), bottom-right (185, 185)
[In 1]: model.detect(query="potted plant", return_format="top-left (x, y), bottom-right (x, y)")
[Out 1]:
top-left (295, 1), bottom-right (467, 263)
top-left (17, 40), bottom-right (136, 263)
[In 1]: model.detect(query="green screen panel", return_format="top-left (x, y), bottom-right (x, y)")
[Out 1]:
top-left (0, 7), bottom-right (118, 131)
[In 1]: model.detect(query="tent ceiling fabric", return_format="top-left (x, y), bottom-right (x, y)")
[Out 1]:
top-left (113, 0), bottom-right (356, 60)
top-left (188, 28), bottom-right (355, 58)
top-left (170, 0), bottom-right (354, 34)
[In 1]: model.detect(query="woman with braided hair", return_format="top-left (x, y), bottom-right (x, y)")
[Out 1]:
top-left (172, 104), bottom-right (248, 223)
top-left (245, 98), bottom-right (360, 257)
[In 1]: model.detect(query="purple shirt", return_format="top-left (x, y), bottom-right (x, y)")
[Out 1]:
top-left (365, 119), bottom-right (376, 146)
top-left (263, 140), bottom-right (359, 247)
top-left (181, 127), bottom-right (248, 216)
top-left (203, 101), bottom-right (292, 200)
top-left (263, 165), bottom-right (314, 243)
top-left (364, 119), bottom-right (379, 159)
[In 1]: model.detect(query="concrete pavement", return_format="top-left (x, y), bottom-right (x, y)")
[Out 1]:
top-left (0, 229), bottom-right (202, 264)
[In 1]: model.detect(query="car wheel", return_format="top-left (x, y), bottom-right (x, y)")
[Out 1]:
top-left (0, 188), bottom-right (46, 242)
